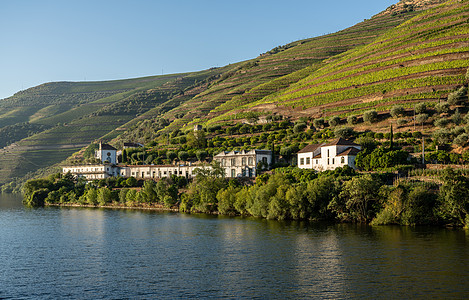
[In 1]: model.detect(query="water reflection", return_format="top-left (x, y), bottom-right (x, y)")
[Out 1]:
top-left (1, 194), bottom-right (469, 299)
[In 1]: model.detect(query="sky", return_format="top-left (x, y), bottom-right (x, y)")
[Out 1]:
top-left (0, 0), bottom-right (398, 100)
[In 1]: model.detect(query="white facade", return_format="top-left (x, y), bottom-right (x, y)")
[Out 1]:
top-left (213, 149), bottom-right (272, 178)
top-left (95, 143), bottom-right (117, 164)
top-left (298, 138), bottom-right (361, 171)
top-left (62, 164), bottom-right (120, 180)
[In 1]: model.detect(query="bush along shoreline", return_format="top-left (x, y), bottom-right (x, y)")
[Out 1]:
top-left (22, 163), bottom-right (469, 228)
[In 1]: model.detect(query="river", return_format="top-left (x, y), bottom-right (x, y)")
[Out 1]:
top-left (1, 193), bottom-right (468, 299)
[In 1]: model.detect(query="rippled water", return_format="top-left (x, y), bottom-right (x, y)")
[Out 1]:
top-left (1, 193), bottom-right (469, 299)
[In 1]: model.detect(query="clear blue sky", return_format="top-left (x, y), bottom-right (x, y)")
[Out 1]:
top-left (0, 0), bottom-right (397, 100)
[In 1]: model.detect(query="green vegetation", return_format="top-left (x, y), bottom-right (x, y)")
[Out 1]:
top-left (24, 165), bottom-right (469, 228)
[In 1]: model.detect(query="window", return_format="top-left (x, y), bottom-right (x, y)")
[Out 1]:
top-left (262, 157), bottom-right (267, 164)
top-left (341, 157), bottom-right (345, 164)
top-left (306, 157), bottom-right (310, 165)
top-left (242, 157), bottom-right (246, 166)
top-left (248, 157), bottom-right (254, 165)
top-left (222, 159), bottom-right (226, 166)
top-left (300, 158), bottom-right (304, 165)
top-left (316, 159), bottom-right (318, 164)
top-left (327, 149), bottom-right (330, 157)
top-left (107, 152), bottom-right (111, 157)
top-left (231, 169), bottom-right (236, 177)
top-left (327, 158), bottom-right (330, 165)
top-left (231, 158), bottom-right (236, 166)
top-left (332, 158), bottom-right (335, 164)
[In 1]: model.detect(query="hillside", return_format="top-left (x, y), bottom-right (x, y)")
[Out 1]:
top-left (0, 0), bottom-right (464, 192)
top-left (0, 69), bottom-right (227, 188)
top-left (220, 0), bottom-right (468, 121)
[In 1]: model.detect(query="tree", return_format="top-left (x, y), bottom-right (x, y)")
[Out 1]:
top-left (415, 113), bottom-right (428, 124)
top-left (347, 115), bottom-right (358, 125)
top-left (178, 151), bottom-right (189, 162)
top-left (196, 150), bottom-right (208, 161)
top-left (313, 118), bottom-right (325, 129)
top-left (334, 175), bottom-right (382, 222)
top-left (186, 130), bottom-right (207, 148)
top-left (328, 116), bottom-right (341, 127)
top-left (141, 180), bottom-right (157, 203)
top-left (363, 110), bottom-right (378, 123)
top-left (415, 103), bottom-right (427, 114)
top-left (166, 151), bottom-right (177, 162)
top-left (435, 102), bottom-right (450, 114)
top-left (447, 86), bottom-right (468, 105)
top-left (334, 127), bottom-right (354, 139)
top-left (217, 186), bottom-right (241, 215)
top-left (439, 168), bottom-right (469, 227)
top-left (454, 133), bottom-right (469, 147)
top-left (390, 105), bottom-right (405, 118)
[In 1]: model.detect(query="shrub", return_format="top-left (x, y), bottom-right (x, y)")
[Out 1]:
top-left (432, 128), bottom-right (452, 145)
top-left (396, 118), bottom-right (408, 126)
top-left (447, 86), bottom-right (468, 105)
top-left (293, 123), bottom-right (307, 133)
top-left (334, 127), bottom-right (354, 139)
top-left (452, 109), bottom-right (462, 125)
top-left (454, 133), bottom-right (469, 147)
top-left (328, 116), bottom-right (341, 127)
top-left (390, 105), bottom-right (405, 118)
top-left (434, 118), bottom-right (449, 128)
top-left (363, 110), bottom-right (378, 123)
top-left (415, 103), bottom-right (427, 114)
top-left (435, 102), bottom-right (450, 114)
top-left (313, 118), bottom-right (325, 129)
top-left (415, 113), bottom-right (429, 124)
top-left (347, 115), bottom-right (358, 125)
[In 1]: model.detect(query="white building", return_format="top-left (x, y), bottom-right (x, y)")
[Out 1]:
top-left (62, 164), bottom-right (120, 180)
top-left (95, 143), bottom-right (117, 164)
top-left (297, 138), bottom-right (361, 171)
top-left (213, 149), bottom-right (272, 178)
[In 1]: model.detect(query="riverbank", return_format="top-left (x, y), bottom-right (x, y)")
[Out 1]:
top-left (45, 202), bottom-right (179, 212)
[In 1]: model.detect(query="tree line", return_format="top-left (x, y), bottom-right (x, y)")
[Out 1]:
top-left (23, 164), bottom-right (469, 228)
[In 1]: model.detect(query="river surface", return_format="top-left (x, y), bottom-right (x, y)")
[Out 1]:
top-left (1, 193), bottom-right (469, 299)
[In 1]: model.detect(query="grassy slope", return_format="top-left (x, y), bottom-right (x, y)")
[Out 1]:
top-left (235, 0), bottom-right (469, 119)
top-left (0, 70), bottom-right (224, 186)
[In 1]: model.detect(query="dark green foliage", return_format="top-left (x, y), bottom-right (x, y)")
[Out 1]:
top-left (435, 102), bottom-right (450, 114)
top-left (415, 113), bottom-right (429, 124)
top-left (347, 115), bottom-right (358, 125)
top-left (414, 103), bottom-right (427, 114)
top-left (331, 174), bottom-right (382, 222)
top-left (447, 86), bottom-right (468, 105)
top-left (363, 110), bottom-right (378, 123)
top-left (356, 147), bottom-right (409, 171)
top-left (438, 168), bottom-right (469, 227)
top-left (328, 116), bottom-right (341, 127)
top-left (334, 127), bottom-right (355, 139)
top-left (313, 118), bottom-right (325, 129)
top-left (390, 105), bottom-right (405, 118)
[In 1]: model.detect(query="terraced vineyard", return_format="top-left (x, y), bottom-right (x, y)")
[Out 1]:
top-left (1, 0), bottom-right (465, 191)
top-left (230, 0), bottom-right (469, 119)
top-left (163, 9), bottom-right (422, 129)
top-left (0, 69), bottom-right (224, 188)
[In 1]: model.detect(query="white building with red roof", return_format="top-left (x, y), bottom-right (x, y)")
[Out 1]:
top-left (297, 138), bottom-right (361, 171)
